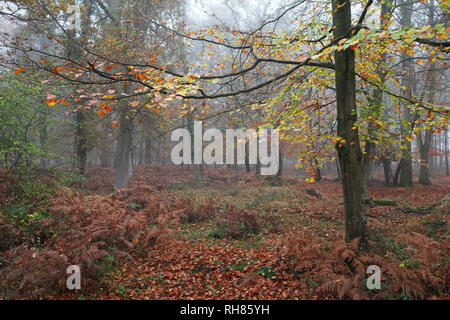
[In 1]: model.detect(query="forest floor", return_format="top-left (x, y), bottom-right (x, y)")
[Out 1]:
top-left (65, 166), bottom-right (450, 300)
top-left (1, 165), bottom-right (449, 300)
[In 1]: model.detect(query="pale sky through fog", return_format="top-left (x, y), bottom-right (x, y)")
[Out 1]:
top-left (183, 0), bottom-right (381, 34)
top-left (0, 1), bottom-right (15, 33)
top-left (184, 0), bottom-right (291, 30)
top-left (0, 0), bottom-right (381, 36)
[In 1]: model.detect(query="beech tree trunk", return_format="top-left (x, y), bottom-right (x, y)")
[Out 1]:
top-left (145, 136), bottom-right (152, 164)
top-left (277, 147), bottom-right (283, 177)
top-left (114, 107), bottom-right (133, 190)
top-left (114, 69), bottom-right (134, 190)
top-left (332, 0), bottom-right (367, 250)
top-left (256, 127), bottom-right (261, 175)
top-left (446, 126), bottom-right (449, 176)
top-left (382, 157), bottom-right (393, 186)
top-left (335, 153), bottom-right (342, 180)
top-left (398, 0), bottom-right (414, 187)
top-left (245, 139), bottom-right (250, 172)
top-left (68, 18), bottom-right (90, 177)
top-left (187, 113), bottom-right (201, 183)
top-left (75, 107), bottom-right (87, 176)
top-left (418, 129), bottom-right (432, 185)
top-left (417, 65), bottom-right (436, 185)
top-left (100, 147), bottom-right (110, 167)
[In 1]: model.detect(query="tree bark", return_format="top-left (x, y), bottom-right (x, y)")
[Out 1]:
top-left (114, 107), bottom-right (133, 190)
top-left (187, 113), bottom-right (201, 183)
top-left (256, 127), bottom-right (261, 175)
top-left (145, 136), bottom-right (152, 164)
top-left (245, 139), bottom-right (250, 172)
top-left (418, 128), bottom-right (432, 185)
top-left (333, 0), bottom-right (367, 250)
top-left (445, 126), bottom-right (449, 176)
top-left (277, 147), bottom-right (283, 177)
top-left (335, 153), bottom-right (342, 180)
top-left (393, 159), bottom-right (403, 186)
top-left (114, 68), bottom-right (134, 190)
top-left (75, 109), bottom-right (87, 176)
top-left (398, 0), bottom-right (414, 187)
top-left (382, 157), bottom-right (393, 186)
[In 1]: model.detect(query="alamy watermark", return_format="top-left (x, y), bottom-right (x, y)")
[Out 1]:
top-left (171, 121), bottom-right (280, 175)
top-left (66, 265), bottom-right (81, 290)
top-left (366, 265), bottom-right (381, 290)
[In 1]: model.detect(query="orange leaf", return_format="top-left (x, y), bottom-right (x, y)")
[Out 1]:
top-left (14, 67), bottom-right (25, 75)
top-left (98, 110), bottom-right (106, 117)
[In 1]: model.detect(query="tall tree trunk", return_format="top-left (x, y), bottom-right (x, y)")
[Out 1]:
top-left (417, 2), bottom-right (438, 186)
top-left (145, 136), bottom-right (152, 164)
top-left (382, 157), bottom-right (393, 186)
top-left (277, 147), bottom-right (283, 177)
top-left (335, 153), bottom-right (342, 180)
top-left (75, 110), bottom-right (87, 176)
top-left (100, 146), bottom-right (110, 167)
top-left (398, 0), bottom-right (414, 187)
top-left (256, 127), bottom-right (261, 175)
top-left (138, 134), bottom-right (144, 165)
top-left (187, 113), bottom-right (201, 183)
top-left (393, 160), bottom-right (402, 186)
top-left (333, 0), bottom-right (367, 250)
top-left (100, 115), bottom-right (112, 167)
top-left (438, 130), bottom-right (442, 171)
top-left (69, 25), bottom-right (88, 177)
top-left (114, 69), bottom-right (134, 190)
top-left (114, 108), bottom-right (133, 190)
top-left (417, 73), bottom-right (435, 185)
top-left (445, 126), bottom-right (449, 176)
top-left (418, 129), bottom-right (432, 185)
top-left (245, 138), bottom-right (250, 172)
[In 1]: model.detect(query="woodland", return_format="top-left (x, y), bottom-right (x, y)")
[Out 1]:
top-left (0, 0), bottom-right (449, 300)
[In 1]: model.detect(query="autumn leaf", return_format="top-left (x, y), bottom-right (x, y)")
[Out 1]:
top-left (14, 67), bottom-right (26, 75)
top-left (46, 99), bottom-right (57, 107)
